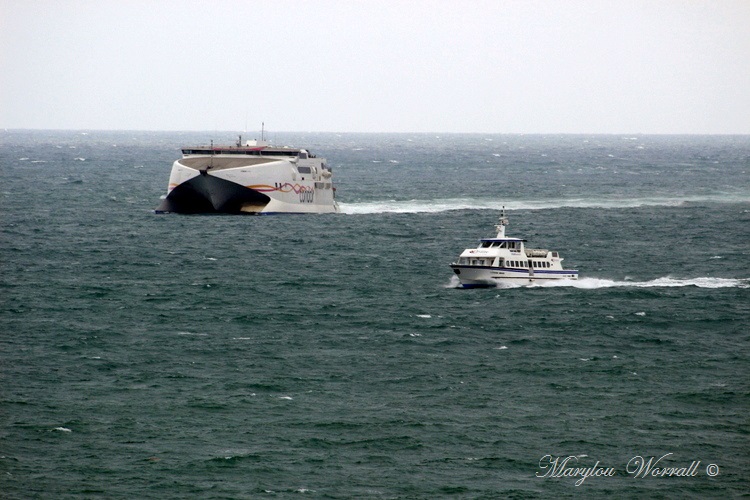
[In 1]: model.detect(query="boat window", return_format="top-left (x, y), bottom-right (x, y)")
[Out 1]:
top-left (297, 166), bottom-right (312, 174)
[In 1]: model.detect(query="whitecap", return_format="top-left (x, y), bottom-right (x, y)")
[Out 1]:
top-left (495, 346), bottom-right (508, 350)
top-left (53, 427), bottom-right (72, 432)
top-left (635, 312), bottom-right (646, 316)
top-left (416, 314), bottom-right (431, 318)
top-left (279, 396), bottom-right (293, 400)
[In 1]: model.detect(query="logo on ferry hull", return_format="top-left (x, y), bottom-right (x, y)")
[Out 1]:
top-left (249, 183), bottom-right (309, 194)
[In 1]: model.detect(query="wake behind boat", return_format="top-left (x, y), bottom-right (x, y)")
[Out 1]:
top-left (156, 135), bottom-right (339, 214)
top-left (450, 208), bottom-right (578, 287)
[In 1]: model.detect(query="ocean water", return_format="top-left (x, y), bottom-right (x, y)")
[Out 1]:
top-left (1, 130), bottom-right (749, 498)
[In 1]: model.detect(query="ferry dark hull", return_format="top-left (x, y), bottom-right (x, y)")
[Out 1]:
top-left (156, 173), bottom-right (271, 214)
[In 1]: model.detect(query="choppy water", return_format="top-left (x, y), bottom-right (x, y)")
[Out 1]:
top-left (2, 131), bottom-right (749, 498)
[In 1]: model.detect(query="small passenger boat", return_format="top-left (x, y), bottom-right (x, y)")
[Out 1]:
top-left (450, 208), bottom-right (578, 287)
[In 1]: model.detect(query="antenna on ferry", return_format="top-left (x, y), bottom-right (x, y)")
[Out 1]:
top-left (496, 206), bottom-right (509, 238)
top-left (261, 122), bottom-right (265, 142)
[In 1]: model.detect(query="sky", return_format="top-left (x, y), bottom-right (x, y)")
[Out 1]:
top-left (1, 0), bottom-right (749, 134)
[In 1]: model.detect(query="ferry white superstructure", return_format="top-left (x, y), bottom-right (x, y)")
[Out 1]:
top-left (450, 208), bottom-right (578, 287)
top-left (156, 136), bottom-right (339, 214)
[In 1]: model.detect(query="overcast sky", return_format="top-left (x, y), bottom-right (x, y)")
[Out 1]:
top-left (1, 0), bottom-right (749, 134)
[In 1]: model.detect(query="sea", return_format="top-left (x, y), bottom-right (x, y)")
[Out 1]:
top-left (1, 130), bottom-right (749, 498)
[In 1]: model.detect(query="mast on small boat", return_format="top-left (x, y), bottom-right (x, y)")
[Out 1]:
top-left (495, 206), bottom-right (509, 238)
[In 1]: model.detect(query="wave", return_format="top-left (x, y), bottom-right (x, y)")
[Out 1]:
top-left (447, 275), bottom-right (749, 289)
top-left (339, 194), bottom-right (750, 214)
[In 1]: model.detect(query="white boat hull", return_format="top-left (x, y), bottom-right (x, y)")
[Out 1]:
top-left (451, 264), bottom-right (579, 288)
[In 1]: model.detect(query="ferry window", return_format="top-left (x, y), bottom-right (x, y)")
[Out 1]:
top-left (297, 166), bottom-right (311, 174)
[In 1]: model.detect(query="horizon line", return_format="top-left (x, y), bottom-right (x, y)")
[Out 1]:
top-left (3, 127), bottom-right (750, 136)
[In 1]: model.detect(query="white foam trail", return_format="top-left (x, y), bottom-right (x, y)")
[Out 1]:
top-left (339, 194), bottom-right (750, 215)
top-left (531, 277), bottom-right (749, 289)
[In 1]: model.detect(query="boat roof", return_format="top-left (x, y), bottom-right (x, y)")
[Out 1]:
top-left (481, 238), bottom-right (526, 242)
top-left (182, 146), bottom-right (303, 155)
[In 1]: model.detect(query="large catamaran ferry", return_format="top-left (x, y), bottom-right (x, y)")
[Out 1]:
top-left (450, 208), bottom-right (578, 287)
top-left (156, 134), bottom-right (339, 214)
